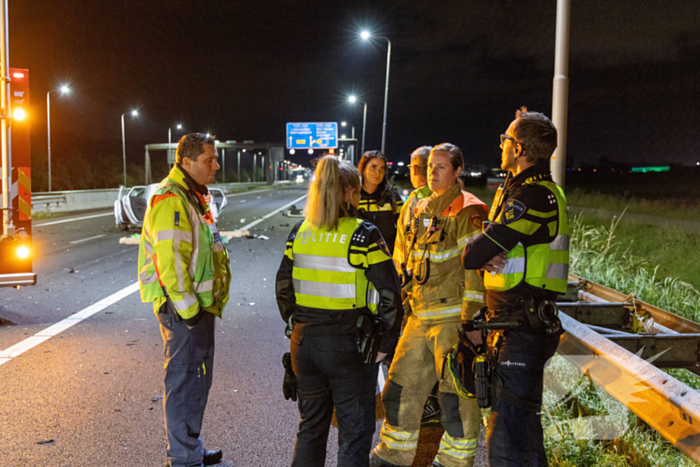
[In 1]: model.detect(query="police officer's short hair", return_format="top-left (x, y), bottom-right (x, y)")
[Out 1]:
top-left (411, 146), bottom-right (431, 177)
top-left (513, 108), bottom-right (558, 164)
top-left (176, 133), bottom-right (216, 165)
top-left (430, 143), bottom-right (463, 172)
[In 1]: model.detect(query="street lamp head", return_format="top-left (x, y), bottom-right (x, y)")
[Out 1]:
top-left (341, 121), bottom-right (347, 127)
top-left (131, 110), bottom-right (138, 117)
top-left (60, 85), bottom-right (70, 94)
top-left (177, 124), bottom-right (182, 129)
top-left (348, 95), bottom-right (357, 104)
top-left (361, 30), bottom-right (370, 40)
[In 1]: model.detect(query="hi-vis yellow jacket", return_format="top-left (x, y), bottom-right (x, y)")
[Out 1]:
top-left (405, 183), bottom-right (487, 322)
top-left (138, 166), bottom-right (231, 320)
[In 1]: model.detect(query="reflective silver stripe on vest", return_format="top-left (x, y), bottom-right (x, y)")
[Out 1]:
top-left (294, 253), bottom-right (355, 273)
top-left (173, 293), bottom-right (198, 310)
top-left (189, 203), bottom-right (201, 280)
top-left (367, 288), bottom-right (380, 305)
top-left (155, 229), bottom-right (193, 242)
top-left (551, 234), bottom-right (569, 251)
top-left (546, 262), bottom-right (569, 279)
top-left (502, 257), bottom-right (525, 274)
top-left (293, 279), bottom-right (356, 299)
top-left (139, 268), bottom-right (159, 285)
top-left (194, 280), bottom-right (213, 293)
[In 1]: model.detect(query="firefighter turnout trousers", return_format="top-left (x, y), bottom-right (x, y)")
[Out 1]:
top-left (158, 301), bottom-right (215, 467)
top-left (373, 316), bottom-right (480, 467)
top-left (290, 330), bottom-right (379, 467)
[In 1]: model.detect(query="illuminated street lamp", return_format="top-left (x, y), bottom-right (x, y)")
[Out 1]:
top-left (348, 95), bottom-right (368, 156)
top-left (168, 123), bottom-right (183, 167)
top-left (121, 109), bottom-right (138, 187)
top-left (360, 30), bottom-right (391, 154)
top-left (46, 85), bottom-right (71, 192)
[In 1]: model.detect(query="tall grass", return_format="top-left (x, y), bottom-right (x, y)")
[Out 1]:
top-left (539, 212), bottom-right (700, 465)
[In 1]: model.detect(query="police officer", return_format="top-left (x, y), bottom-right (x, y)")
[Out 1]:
top-left (371, 143), bottom-right (487, 467)
top-left (358, 150), bottom-right (404, 253)
top-left (461, 109), bottom-right (568, 466)
top-left (276, 155), bottom-right (402, 467)
top-left (138, 133), bottom-right (232, 467)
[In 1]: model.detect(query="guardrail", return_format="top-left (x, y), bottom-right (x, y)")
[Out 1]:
top-left (559, 274), bottom-right (700, 461)
top-left (31, 182), bottom-right (285, 213)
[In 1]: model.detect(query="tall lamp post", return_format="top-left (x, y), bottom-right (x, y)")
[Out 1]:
top-left (348, 95), bottom-right (367, 157)
top-left (361, 30), bottom-right (391, 155)
top-left (121, 109), bottom-right (138, 187)
top-left (46, 85), bottom-right (70, 192)
top-left (168, 123), bottom-right (183, 168)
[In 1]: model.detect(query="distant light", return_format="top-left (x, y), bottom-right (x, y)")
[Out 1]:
top-left (60, 85), bottom-right (70, 94)
top-left (361, 31), bottom-right (370, 40)
top-left (697, 162), bottom-right (700, 166)
top-left (206, 133), bottom-right (211, 137)
top-left (242, 149), bottom-right (246, 153)
top-left (289, 149), bottom-right (295, 155)
top-left (12, 72), bottom-right (24, 78)
top-left (348, 95), bottom-right (357, 104)
top-left (341, 135), bottom-right (346, 139)
top-left (17, 245), bottom-right (29, 258)
top-left (13, 108), bottom-right (25, 120)
top-left (341, 121), bottom-right (347, 127)
top-left (397, 162), bottom-right (404, 166)
top-left (308, 149), bottom-right (314, 155)
top-left (177, 124), bottom-right (182, 129)
top-left (131, 110), bottom-right (138, 116)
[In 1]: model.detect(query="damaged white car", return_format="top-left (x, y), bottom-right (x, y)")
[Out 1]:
top-left (114, 184), bottom-right (227, 231)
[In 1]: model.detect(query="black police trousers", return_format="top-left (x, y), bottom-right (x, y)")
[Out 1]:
top-left (157, 302), bottom-right (216, 467)
top-left (487, 329), bottom-right (560, 467)
top-left (290, 331), bottom-right (378, 467)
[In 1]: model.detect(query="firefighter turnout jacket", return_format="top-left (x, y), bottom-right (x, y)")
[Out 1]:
top-left (359, 181), bottom-right (404, 253)
top-left (275, 211), bottom-right (403, 353)
top-left (462, 161), bottom-right (569, 312)
top-left (138, 165), bottom-right (232, 320)
top-left (406, 183), bottom-right (488, 322)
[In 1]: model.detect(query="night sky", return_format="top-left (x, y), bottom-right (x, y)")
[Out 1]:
top-left (10, 0), bottom-right (700, 177)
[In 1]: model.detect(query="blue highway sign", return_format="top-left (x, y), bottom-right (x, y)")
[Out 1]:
top-left (286, 122), bottom-right (338, 149)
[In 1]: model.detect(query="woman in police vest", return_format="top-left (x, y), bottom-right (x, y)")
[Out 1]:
top-left (276, 155), bottom-right (402, 467)
top-left (370, 143), bottom-right (486, 467)
top-left (357, 151), bottom-right (404, 253)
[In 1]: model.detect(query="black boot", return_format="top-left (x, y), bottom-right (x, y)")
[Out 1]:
top-left (203, 448), bottom-right (223, 466)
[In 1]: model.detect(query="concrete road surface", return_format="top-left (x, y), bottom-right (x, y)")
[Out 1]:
top-left (0, 185), bottom-right (487, 466)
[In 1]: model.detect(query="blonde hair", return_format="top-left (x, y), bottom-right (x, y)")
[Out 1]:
top-left (305, 156), bottom-right (361, 230)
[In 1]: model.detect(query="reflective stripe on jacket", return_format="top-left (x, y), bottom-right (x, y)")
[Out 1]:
top-left (406, 183), bottom-right (487, 322)
top-left (138, 166), bottom-right (232, 319)
top-left (394, 185), bottom-right (432, 284)
top-left (483, 180), bottom-right (569, 294)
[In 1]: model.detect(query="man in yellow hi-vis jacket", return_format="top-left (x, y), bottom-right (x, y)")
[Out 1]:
top-left (138, 133), bottom-right (231, 467)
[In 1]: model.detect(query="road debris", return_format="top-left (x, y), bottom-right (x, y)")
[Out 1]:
top-left (36, 439), bottom-right (54, 445)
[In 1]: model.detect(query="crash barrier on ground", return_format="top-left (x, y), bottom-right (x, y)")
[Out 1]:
top-left (557, 275), bottom-right (700, 461)
top-left (31, 182), bottom-right (279, 213)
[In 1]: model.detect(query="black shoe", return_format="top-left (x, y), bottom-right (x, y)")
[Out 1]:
top-left (203, 448), bottom-right (223, 466)
top-left (421, 394), bottom-right (442, 425)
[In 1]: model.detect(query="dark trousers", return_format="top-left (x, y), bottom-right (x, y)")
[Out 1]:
top-left (487, 330), bottom-right (560, 467)
top-left (290, 331), bottom-right (378, 467)
top-left (158, 303), bottom-right (216, 467)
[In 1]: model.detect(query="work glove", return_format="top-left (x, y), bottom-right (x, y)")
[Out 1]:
top-left (282, 352), bottom-right (297, 402)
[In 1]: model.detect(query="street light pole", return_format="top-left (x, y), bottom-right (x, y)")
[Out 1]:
top-left (47, 91), bottom-right (52, 192)
top-left (380, 37), bottom-right (391, 155)
top-left (362, 101), bottom-right (367, 156)
top-left (551, 0), bottom-right (571, 189)
top-left (121, 110), bottom-right (138, 187)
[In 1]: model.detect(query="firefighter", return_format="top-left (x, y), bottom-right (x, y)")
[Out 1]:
top-left (358, 150), bottom-right (404, 253)
top-left (276, 155), bottom-right (403, 467)
top-left (138, 133), bottom-right (232, 467)
top-left (461, 109), bottom-right (568, 466)
top-left (371, 143), bottom-right (487, 467)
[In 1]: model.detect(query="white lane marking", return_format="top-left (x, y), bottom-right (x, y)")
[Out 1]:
top-left (224, 188), bottom-right (273, 198)
top-left (36, 212), bottom-right (112, 227)
top-left (0, 283), bottom-right (140, 367)
top-left (240, 194), bottom-right (308, 231)
top-left (0, 196), bottom-right (306, 367)
top-left (239, 200), bottom-right (247, 203)
top-left (69, 234), bottom-right (107, 244)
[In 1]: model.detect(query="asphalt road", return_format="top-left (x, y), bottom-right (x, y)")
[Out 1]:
top-left (0, 185), bottom-right (488, 467)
